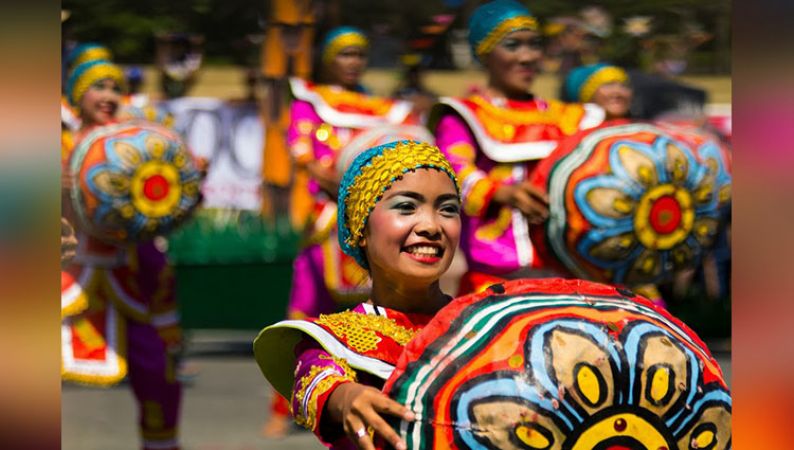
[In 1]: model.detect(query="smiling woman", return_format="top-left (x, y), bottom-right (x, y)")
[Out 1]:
top-left (254, 140), bottom-right (461, 450)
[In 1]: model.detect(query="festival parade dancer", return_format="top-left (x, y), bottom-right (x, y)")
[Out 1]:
top-left (255, 140), bottom-right (462, 449)
top-left (563, 62), bottom-right (634, 122)
top-left (264, 26), bottom-right (426, 435)
top-left (560, 62), bottom-right (668, 306)
top-left (61, 59), bottom-right (184, 450)
top-left (429, 0), bottom-right (604, 295)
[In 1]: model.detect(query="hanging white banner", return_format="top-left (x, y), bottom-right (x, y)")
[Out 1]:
top-left (163, 97), bottom-right (265, 211)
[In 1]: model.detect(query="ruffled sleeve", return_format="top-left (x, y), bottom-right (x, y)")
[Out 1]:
top-left (287, 99), bottom-right (320, 166)
top-left (435, 113), bottom-right (500, 218)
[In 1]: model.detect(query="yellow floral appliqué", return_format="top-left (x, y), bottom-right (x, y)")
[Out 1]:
top-left (315, 311), bottom-right (417, 353)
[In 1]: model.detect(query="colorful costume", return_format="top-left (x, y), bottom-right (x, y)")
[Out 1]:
top-left (61, 59), bottom-right (183, 450)
top-left (255, 141), bottom-right (459, 448)
top-left (383, 278), bottom-right (732, 449)
top-left (285, 27), bottom-right (422, 318)
top-left (430, 0), bottom-right (604, 294)
top-left (61, 43), bottom-right (115, 133)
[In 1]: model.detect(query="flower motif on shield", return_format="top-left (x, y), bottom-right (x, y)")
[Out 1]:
top-left (573, 135), bottom-right (729, 285)
top-left (452, 318), bottom-right (731, 450)
top-left (85, 127), bottom-right (200, 241)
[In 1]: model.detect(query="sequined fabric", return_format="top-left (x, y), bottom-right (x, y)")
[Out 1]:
top-left (315, 310), bottom-right (417, 353)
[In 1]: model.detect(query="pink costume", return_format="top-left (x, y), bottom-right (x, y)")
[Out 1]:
top-left (255, 303), bottom-right (433, 449)
top-left (284, 77), bottom-right (421, 318)
top-left (61, 126), bottom-right (182, 450)
top-left (61, 237), bottom-right (182, 450)
top-left (430, 94), bottom-right (604, 293)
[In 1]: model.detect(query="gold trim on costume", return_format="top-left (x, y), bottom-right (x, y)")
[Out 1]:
top-left (61, 304), bottom-right (129, 386)
top-left (312, 86), bottom-right (393, 117)
top-left (315, 310), bottom-right (418, 353)
top-left (293, 363), bottom-right (357, 430)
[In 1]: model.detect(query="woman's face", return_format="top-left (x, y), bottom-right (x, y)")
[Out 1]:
top-left (79, 78), bottom-right (121, 126)
top-left (362, 168), bottom-right (461, 288)
top-left (592, 81), bottom-right (633, 119)
top-left (485, 29), bottom-right (544, 97)
top-left (328, 46), bottom-right (367, 88)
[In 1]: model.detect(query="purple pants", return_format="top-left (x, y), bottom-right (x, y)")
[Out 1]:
top-left (127, 319), bottom-right (182, 450)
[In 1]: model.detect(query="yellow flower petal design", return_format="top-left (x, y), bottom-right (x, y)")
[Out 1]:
top-left (666, 142), bottom-right (690, 183)
top-left (470, 400), bottom-right (564, 450)
top-left (639, 335), bottom-right (687, 416)
top-left (618, 144), bottom-right (658, 187)
top-left (92, 171), bottom-right (130, 197)
top-left (586, 187), bottom-right (636, 219)
top-left (588, 232), bottom-right (637, 262)
top-left (549, 329), bottom-right (614, 413)
top-left (113, 141), bottom-right (142, 170)
top-left (676, 406), bottom-right (731, 450)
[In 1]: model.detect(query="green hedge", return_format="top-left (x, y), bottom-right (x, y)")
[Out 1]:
top-left (167, 208), bottom-right (300, 330)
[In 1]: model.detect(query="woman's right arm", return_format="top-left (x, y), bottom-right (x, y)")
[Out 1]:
top-left (435, 113), bottom-right (548, 223)
top-left (292, 339), bottom-right (412, 449)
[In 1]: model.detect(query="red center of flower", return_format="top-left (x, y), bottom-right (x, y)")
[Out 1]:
top-left (649, 195), bottom-right (682, 234)
top-left (142, 174), bottom-right (170, 201)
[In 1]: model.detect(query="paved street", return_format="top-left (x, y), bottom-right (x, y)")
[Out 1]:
top-left (62, 330), bottom-right (731, 450)
top-left (62, 330), bottom-right (325, 450)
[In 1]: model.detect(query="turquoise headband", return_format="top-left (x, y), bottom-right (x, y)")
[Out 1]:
top-left (65, 59), bottom-right (126, 107)
top-left (321, 26), bottom-right (369, 65)
top-left (66, 43), bottom-right (113, 69)
top-left (468, 0), bottom-right (538, 60)
top-left (563, 63), bottom-right (629, 102)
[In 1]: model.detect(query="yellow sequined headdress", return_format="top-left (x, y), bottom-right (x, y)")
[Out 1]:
top-left (66, 43), bottom-right (113, 70)
top-left (468, 0), bottom-right (539, 60)
top-left (564, 63), bottom-right (629, 102)
top-left (66, 59), bottom-right (126, 107)
top-left (321, 26), bottom-right (369, 65)
top-left (337, 140), bottom-right (460, 269)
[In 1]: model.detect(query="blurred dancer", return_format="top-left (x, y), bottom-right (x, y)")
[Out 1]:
top-left (61, 59), bottom-right (184, 450)
top-left (563, 62), bottom-right (671, 307)
top-left (563, 62), bottom-right (633, 121)
top-left (429, 0), bottom-right (604, 295)
top-left (155, 32), bottom-right (204, 99)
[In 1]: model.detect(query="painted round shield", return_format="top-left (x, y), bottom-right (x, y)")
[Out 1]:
top-left (335, 124), bottom-right (435, 175)
top-left (69, 121), bottom-right (202, 244)
top-left (383, 278), bottom-right (731, 450)
top-left (529, 121), bottom-right (732, 286)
